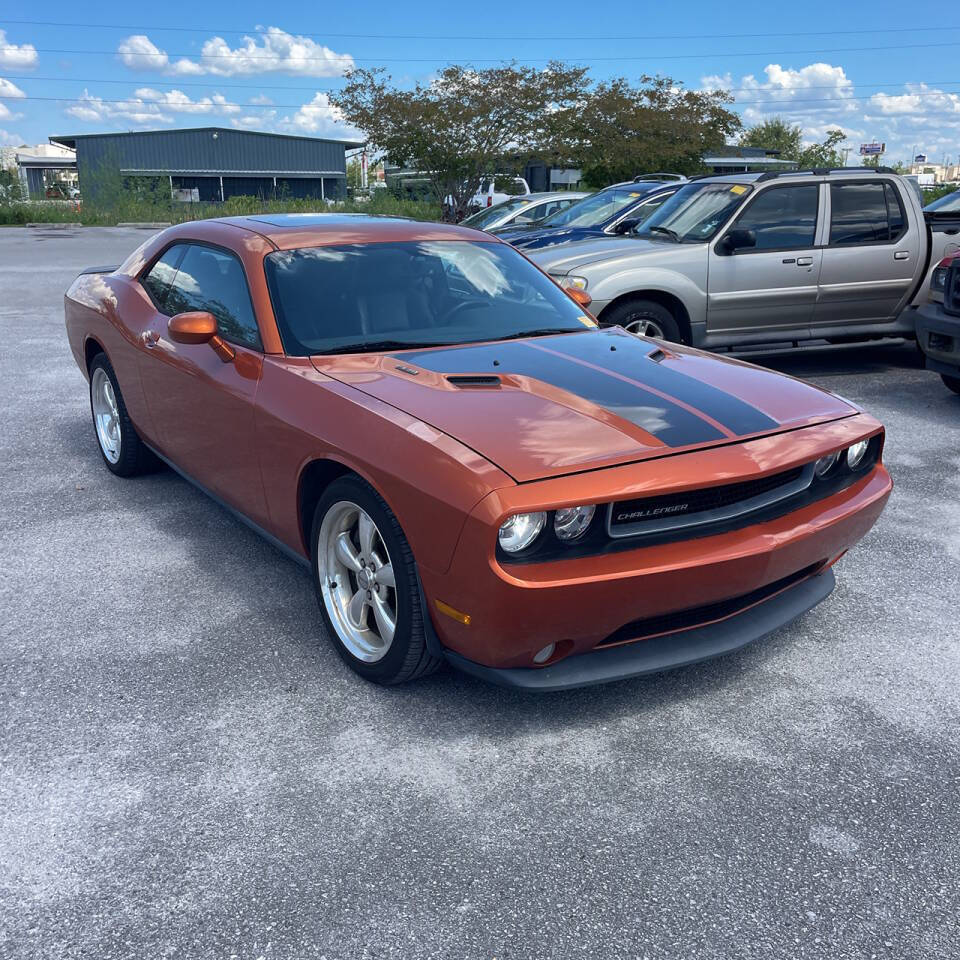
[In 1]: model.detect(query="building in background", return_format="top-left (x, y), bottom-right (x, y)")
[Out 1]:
top-left (907, 160), bottom-right (960, 185)
top-left (2, 142), bottom-right (78, 199)
top-left (701, 146), bottom-right (798, 174)
top-left (49, 127), bottom-right (364, 203)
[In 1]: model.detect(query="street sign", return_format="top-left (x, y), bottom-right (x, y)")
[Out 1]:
top-left (860, 142), bottom-right (885, 156)
top-left (914, 154), bottom-right (927, 163)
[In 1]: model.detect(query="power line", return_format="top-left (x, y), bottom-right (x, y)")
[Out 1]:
top-left (18, 38), bottom-right (960, 64)
top-left (7, 74), bottom-right (960, 96)
top-left (10, 91), bottom-right (959, 110)
top-left (3, 17), bottom-right (960, 42)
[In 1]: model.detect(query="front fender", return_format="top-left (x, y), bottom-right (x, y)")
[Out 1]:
top-left (591, 265), bottom-right (708, 330)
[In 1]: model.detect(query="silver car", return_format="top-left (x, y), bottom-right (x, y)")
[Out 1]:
top-left (461, 192), bottom-right (589, 232)
top-left (530, 169), bottom-right (949, 348)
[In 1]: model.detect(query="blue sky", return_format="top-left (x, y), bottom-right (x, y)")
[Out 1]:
top-left (1, 1), bottom-right (958, 165)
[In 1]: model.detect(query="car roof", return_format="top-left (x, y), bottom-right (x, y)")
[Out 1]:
top-left (222, 213), bottom-right (494, 249)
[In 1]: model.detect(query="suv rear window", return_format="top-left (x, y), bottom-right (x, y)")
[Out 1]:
top-left (830, 182), bottom-right (906, 245)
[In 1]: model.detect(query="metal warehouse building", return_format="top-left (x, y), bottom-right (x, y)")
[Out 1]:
top-left (49, 127), bottom-right (364, 203)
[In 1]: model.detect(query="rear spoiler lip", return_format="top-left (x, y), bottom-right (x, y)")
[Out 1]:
top-left (78, 264), bottom-right (119, 276)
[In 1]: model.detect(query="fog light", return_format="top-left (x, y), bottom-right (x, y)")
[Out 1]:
top-left (846, 439), bottom-right (870, 469)
top-left (498, 511), bottom-right (547, 553)
top-left (814, 451), bottom-right (840, 477)
top-left (533, 642), bottom-right (556, 664)
top-left (554, 504), bottom-right (596, 541)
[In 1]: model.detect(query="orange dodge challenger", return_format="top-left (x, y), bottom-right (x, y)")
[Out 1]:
top-left (65, 215), bottom-right (891, 690)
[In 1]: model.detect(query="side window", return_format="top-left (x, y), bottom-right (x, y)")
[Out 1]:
top-left (634, 194), bottom-right (670, 225)
top-left (731, 185), bottom-right (819, 251)
top-left (165, 245), bottom-right (262, 349)
top-left (141, 244), bottom-right (185, 310)
top-left (830, 182), bottom-right (904, 245)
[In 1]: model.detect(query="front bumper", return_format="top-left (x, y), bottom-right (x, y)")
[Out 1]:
top-left (916, 301), bottom-right (960, 376)
top-left (445, 567), bottom-right (835, 691)
top-left (420, 414), bottom-right (891, 681)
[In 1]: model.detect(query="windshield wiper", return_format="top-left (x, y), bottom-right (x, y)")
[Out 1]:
top-left (492, 328), bottom-right (581, 342)
top-left (317, 340), bottom-right (448, 355)
top-left (646, 225), bottom-right (681, 242)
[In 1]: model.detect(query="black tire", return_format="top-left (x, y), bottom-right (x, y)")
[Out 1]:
top-left (942, 373), bottom-right (960, 395)
top-left (88, 352), bottom-right (157, 477)
top-left (310, 475), bottom-right (442, 685)
top-left (601, 297), bottom-right (683, 343)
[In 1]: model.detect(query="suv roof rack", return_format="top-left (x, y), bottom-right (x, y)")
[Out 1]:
top-left (633, 172), bottom-right (688, 183)
top-left (755, 166), bottom-right (896, 182)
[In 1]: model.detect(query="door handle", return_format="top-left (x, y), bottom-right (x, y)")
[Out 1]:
top-left (894, 251), bottom-right (910, 260)
top-left (140, 330), bottom-right (159, 348)
top-left (796, 257), bottom-right (813, 266)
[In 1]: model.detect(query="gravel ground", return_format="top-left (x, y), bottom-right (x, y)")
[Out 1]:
top-left (1, 226), bottom-right (958, 960)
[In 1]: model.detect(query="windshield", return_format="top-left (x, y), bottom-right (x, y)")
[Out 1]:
top-left (461, 197), bottom-right (534, 229)
top-left (925, 190), bottom-right (960, 214)
top-left (265, 241), bottom-right (590, 356)
top-left (539, 187), bottom-right (644, 228)
top-left (636, 182), bottom-right (753, 243)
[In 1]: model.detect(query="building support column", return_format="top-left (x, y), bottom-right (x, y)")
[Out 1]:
top-left (219, 175), bottom-right (224, 202)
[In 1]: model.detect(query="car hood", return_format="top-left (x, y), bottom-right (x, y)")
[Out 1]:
top-left (311, 328), bottom-right (856, 483)
top-left (504, 226), bottom-right (602, 248)
top-left (528, 236), bottom-right (683, 274)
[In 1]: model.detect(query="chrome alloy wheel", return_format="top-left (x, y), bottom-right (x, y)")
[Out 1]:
top-left (91, 366), bottom-right (121, 464)
top-left (623, 317), bottom-right (666, 338)
top-left (317, 501), bottom-right (398, 663)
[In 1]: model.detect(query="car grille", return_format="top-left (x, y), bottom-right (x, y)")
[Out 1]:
top-left (608, 465), bottom-right (810, 538)
top-left (596, 562), bottom-right (825, 648)
top-left (945, 262), bottom-right (960, 316)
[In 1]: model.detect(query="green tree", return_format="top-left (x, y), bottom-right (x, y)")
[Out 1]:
top-left (572, 76), bottom-right (741, 186)
top-left (796, 129), bottom-right (848, 169)
top-left (739, 116), bottom-right (803, 160)
top-left (331, 62), bottom-right (590, 219)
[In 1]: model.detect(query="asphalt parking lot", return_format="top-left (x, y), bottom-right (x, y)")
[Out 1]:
top-left (2, 225), bottom-right (959, 960)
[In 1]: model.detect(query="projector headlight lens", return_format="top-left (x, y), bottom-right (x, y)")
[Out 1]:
top-left (498, 512), bottom-right (547, 553)
top-left (846, 439), bottom-right (870, 470)
top-left (554, 504), bottom-right (596, 541)
top-left (814, 451), bottom-right (840, 477)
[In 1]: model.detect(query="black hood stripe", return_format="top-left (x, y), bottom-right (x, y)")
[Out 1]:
top-left (396, 341), bottom-right (726, 448)
top-left (543, 333), bottom-right (780, 437)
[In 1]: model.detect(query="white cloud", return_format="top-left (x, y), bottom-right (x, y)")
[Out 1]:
top-left (133, 87), bottom-right (242, 116)
top-left (870, 84), bottom-right (960, 117)
top-left (0, 77), bottom-right (26, 99)
top-left (117, 35), bottom-right (170, 71)
top-left (280, 92), bottom-right (360, 138)
top-left (0, 30), bottom-right (37, 70)
top-left (0, 101), bottom-right (21, 122)
top-left (118, 27), bottom-right (353, 78)
top-left (65, 90), bottom-right (174, 126)
top-left (0, 127), bottom-right (24, 146)
top-left (249, 94), bottom-right (274, 105)
top-left (231, 112), bottom-right (276, 130)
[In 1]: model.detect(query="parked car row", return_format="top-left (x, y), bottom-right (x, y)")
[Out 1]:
top-left (470, 168), bottom-right (960, 385)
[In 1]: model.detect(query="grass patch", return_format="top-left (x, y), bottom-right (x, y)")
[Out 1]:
top-left (0, 189), bottom-right (442, 227)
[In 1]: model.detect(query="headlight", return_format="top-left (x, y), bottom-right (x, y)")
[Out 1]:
top-left (554, 504), bottom-right (596, 541)
top-left (814, 451), bottom-right (840, 477)
top-left (498, 511), bottom-right (547, 553)
top-left (846, 440), bottom-right (870, 469)
top-left (932, 266), bottom-right (948, 293)
top-left (558, 275), bottom-right (588, 291)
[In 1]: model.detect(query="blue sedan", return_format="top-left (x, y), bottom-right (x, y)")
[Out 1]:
top-left (494, 180), bottom-right (681, 251)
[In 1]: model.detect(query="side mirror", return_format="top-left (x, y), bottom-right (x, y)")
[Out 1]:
top-left (613, 218), bottom-right (640, 235)
top-left (167, 311), bottom-right (235, 363)
top-left (567, 288), bottom-right (593, 310)
top-left (719, 228), bottom-right (757, 254)
top-left (168, 311), bottom-right (217, 344)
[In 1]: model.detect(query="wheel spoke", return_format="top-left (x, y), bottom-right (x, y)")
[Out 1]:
top-left (371, 592), bottom-right (396, 642)
top-left (334, 532), bottom-right (362, 573)
top-left (375, 562), bottom-right (395, 589)
top-left (358, 511), bottom-right (376, 558)
top-left (348, 589), bottom-right (368, 628)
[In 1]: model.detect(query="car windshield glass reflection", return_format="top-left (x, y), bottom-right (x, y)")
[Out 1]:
top-left (264, 240), bottom-right (589, 356)
top-left (636, 183), bottom-right (752, 243)
top-left (925, 190), bottom-right (960, 214)
top-left (538, 188), bottom-right (642, 228)
top-left (462, 198), bottom-right (533, 228)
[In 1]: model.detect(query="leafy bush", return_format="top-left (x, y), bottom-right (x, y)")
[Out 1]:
top-left (0, 184), bottom-right (442, 227)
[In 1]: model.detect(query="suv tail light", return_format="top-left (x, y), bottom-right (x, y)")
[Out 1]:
top-left (933, 254), bottom-right (960, 295)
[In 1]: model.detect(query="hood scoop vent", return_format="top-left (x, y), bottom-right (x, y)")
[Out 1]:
top-left (446, 375), bottom-right (502, 388)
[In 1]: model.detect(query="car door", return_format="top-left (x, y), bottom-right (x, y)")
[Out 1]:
top-left (814, 179), bottom-right (919, 329)
top-left (137, 241), bottom-right (270, 526)
top-left (707, 182), bottom-right (823, 336)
